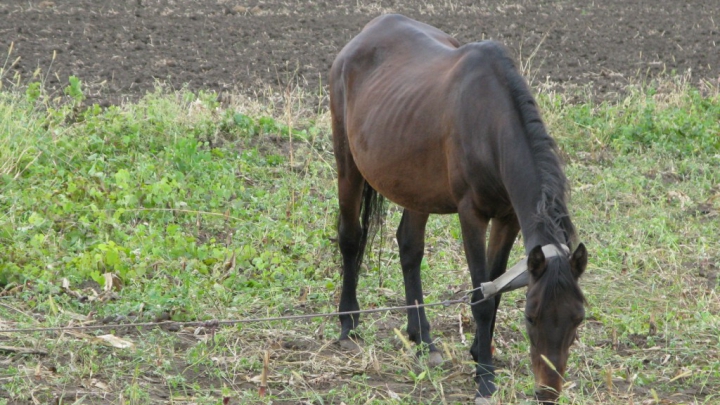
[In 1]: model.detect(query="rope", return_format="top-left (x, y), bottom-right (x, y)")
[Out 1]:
top-left (0, 297), bottom-right (475, 334)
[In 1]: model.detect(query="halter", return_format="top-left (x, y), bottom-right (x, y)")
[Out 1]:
top-left (470, 244), bottom-right (569, 306)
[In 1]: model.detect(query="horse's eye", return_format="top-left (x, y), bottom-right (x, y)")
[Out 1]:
top-left (525, 316), bottom-right (535, 325)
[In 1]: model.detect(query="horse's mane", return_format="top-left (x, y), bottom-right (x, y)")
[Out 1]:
top-left (494, 45), bottom-right (577, 249)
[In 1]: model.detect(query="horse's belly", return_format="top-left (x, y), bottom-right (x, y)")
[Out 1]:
top-left (355, 149), bottom-right (458, 214)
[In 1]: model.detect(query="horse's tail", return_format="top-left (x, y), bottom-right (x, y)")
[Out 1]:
top-left (355, 181), bottom-right (386, 272)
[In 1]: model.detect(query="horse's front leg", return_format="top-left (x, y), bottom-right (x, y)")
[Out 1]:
top-left (396, 209), bottom-right (443, 367)
top-left (485, 216), bottom-right (521, 338)
top-left (457, 200), bottom-right (496, 402)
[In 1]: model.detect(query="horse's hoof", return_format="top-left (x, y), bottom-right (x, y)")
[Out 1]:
top-left (474, 396), bottom-right (495, 405)
top-left (337, 338), bottom-right (362, 353)
top-left (427, 351), bottom-right (444, 368)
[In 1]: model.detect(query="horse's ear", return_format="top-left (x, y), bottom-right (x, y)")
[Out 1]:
top-left (570, 243), bottom-right (588, 279)
top-left (527, 245), bottom-right (547, 280)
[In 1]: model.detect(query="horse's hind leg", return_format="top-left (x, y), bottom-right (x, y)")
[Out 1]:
top-left (336, 182), bottom-right (364, 350)
top-left (396, 209), bottom-right (442, 367)
top-left (333, 111), bottom-right (366, 348)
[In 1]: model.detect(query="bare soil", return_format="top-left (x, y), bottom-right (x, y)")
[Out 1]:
top-left (1, 0), bottom-right (718, 106)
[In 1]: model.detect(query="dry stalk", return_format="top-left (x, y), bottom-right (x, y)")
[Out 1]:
top-left (518, 28), bottom-right (552, 87)
top-left (259, 349), bottom-right (269, 397)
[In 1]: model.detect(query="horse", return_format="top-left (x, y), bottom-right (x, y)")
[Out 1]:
top-left (329, 14), bottom-right (587, 404)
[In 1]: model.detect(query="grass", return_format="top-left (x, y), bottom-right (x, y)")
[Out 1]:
top-left (0, 75), bottom-right (718, 404)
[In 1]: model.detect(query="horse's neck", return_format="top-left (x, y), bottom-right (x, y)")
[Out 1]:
top-left (500, 156), bottom-right (569, 253)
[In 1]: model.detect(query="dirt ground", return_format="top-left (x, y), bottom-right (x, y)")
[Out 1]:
top-left (1, 0), bottom-right (719, 106)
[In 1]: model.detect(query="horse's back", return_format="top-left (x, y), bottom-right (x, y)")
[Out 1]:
top-left (331, 15), bottom-right (460, 94)
top-left (334, 15), bottom-right (459, 67)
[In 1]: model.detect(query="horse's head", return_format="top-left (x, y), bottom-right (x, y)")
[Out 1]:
top-left (524, 243), bottom-right (587, 404)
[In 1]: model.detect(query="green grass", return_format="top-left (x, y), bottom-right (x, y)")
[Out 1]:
top-left (0, 77), bottom-right (718, 404)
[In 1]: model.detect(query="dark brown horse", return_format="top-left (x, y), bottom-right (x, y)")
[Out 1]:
top-left (330, 14), bottom-right (587, 404)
